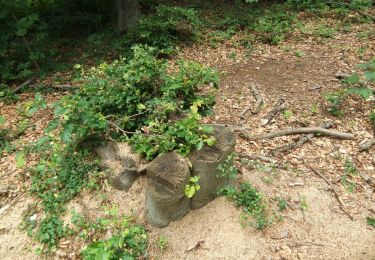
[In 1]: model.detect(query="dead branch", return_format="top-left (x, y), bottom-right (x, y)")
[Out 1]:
top-left (240, 127), bottom-right (354, 141)
top-left (358, 138), bottom-right (375, 152)
top-left (250, 84), bottom-right (263, 114)
top-left (270, 122), bottom-right (334, 156)
top-left (306, 164), bottom-right (354, 220)
top-left (261, 98), bottom-right (285, 126)
top-left (239, 106), bottom-right (252, 119)
top-left (238, 153), bottom-right (277, 164)
top-left (308, 85), bottom-right (322, 91)
top-left (12, 77), bottom-right (36, 93)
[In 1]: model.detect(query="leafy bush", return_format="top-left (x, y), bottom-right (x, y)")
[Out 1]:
top-left (56, 45), bottom-right (218, 159)
top-left (24, 45), bottom-right (218, 250)
top-left (125, 5), bottom-right (201, 54)
top-left (70, 207), bottom-right (148, 259)
top-left (324, 58), bottom-right (374, 117)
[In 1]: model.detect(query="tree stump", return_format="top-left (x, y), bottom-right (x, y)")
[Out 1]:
top-left (145, 151), bottom-right (191, 227)
top-left (94, 142), bottom-right (142, 191)
top-left (188, 124), bottom-right (236, 209)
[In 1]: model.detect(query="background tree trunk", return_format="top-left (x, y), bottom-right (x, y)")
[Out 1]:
top-left (117, 0), bottom-right (139, 32)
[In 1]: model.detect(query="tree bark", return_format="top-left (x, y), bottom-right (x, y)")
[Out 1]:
top-left (117, 0), bottom-right (139, 32)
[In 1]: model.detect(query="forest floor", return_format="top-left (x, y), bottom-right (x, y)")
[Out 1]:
top-left (1, 11), bottom-right (375, 260)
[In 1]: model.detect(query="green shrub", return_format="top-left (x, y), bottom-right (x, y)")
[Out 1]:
top-left (123, 5), bottom-right (201, 54)
top-left (82, 225), bottom-right (147, 260)
top-left (221, 183), bottom-right (268, 229)
top-left (56, 45), bottom-right (218, 159)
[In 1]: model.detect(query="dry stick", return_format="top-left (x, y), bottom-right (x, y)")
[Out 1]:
top-left (0, 193), bottom-right (25, 217)
top-left (358, 138), bottom-right (375, 152)
top-left (270, 122), bottom-right (334, 156)
top-left (240, 127), bottom-right (355, 141)
top-left (261, 98), bottom-right (285, 126)
top-left (250, 84), bottom-right (263, 114)
top-left (306, 164), bottom-right (354, 221)
top-left (12, 77), bottom-right (36, 93)
top-left (238, 153), bottom-right (277, 164)
top-left (239, 106), bottom-right (251, 119)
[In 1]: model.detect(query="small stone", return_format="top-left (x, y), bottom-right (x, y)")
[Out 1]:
top-left (29, 214), bottom-right (37, 222)
top-left (280, 229), bottom-right (289, 239)
top-left (279, 245), bottom-right (292, 259)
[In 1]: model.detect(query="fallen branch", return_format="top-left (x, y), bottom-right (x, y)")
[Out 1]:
top-left (12, 77), bottom-right (36, 93)
top-left (240, 127), bottom-right (354, 141)
top-left (239, 106), bottom-right (251, 119)
top-left (270, 122), bottom-right (334, 156)
top-left (358, 138), bottom-right (375, 152)
top-left (238, 153), bottom-right (277, 164)
top-left (306, 164), bottom-right (354, 220)
top-left (261, 98), bottom-right (285, 126)
top-left (250, 84), bottom-right (263, 114)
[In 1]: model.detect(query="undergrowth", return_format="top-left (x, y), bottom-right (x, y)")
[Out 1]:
top-left (221, 183), bottom-right (269, 229)
top-left (71, 206), bottom-right (148, 259)
top-left (21, 45), bottom-right (218, 251)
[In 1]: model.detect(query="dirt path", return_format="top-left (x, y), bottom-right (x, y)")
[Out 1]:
top-left (1, 23), bottom-right (374, 260)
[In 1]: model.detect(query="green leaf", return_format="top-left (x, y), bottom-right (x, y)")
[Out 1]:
top-left (16, 28), bottom-right (27, 37)
top-left (344, 74), bottom-right (359, 84)
top-left (137, 103), bottom-right (146, 110)
top-left (347, 87), bottom-right (373, 99)
top-left (206, 136), bottom-right (216, 146)
top-left (364, 71), bottom-right (375, 82)
top-left (16, 152), bottom-right (26, 168)
top-left (0, 116), bottom-right (5, 126)
top-left (184, 185), bottom-right (196, 198)
top-left (367, 217), bottom-right (375, 228)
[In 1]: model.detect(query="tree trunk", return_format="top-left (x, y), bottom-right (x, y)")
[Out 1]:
top-left (117, 0), bottom-right (139, 32)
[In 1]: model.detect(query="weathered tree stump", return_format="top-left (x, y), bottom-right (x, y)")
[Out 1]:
top-left (94, 142), bottom-right (142, 191)
top-left (145, 151), bottom-right (191, 227)
top-left (188, 124), bottom-right (236, 209)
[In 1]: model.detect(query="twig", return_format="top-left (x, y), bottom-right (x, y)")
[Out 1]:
top-left (239, 106), bottom-right (252, 119)
top-left (306, 164), bottom-right (354, 220)
top-left (238, 153), bottom-right (277, 164)
top-left (186, 240), bottom-right (205, 252)
top-left (308, 85), bottom-right (322, 91)
top-left (358, 138), bottom-right (375, 152)
top-left (250, 84), bottom-right (263, 114)
top-left (108, 121), bottom-right (136, 135)
top-left (240, 127), bottom-right (354, 141)
top-left (0, 193), bottom-right (25, 216)
top-left (261, 98), bottom-right (285, 126)
top-left (270, 122), bottom-right (334, 156)
top-left (12, 77), bottom-right (36, 93)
